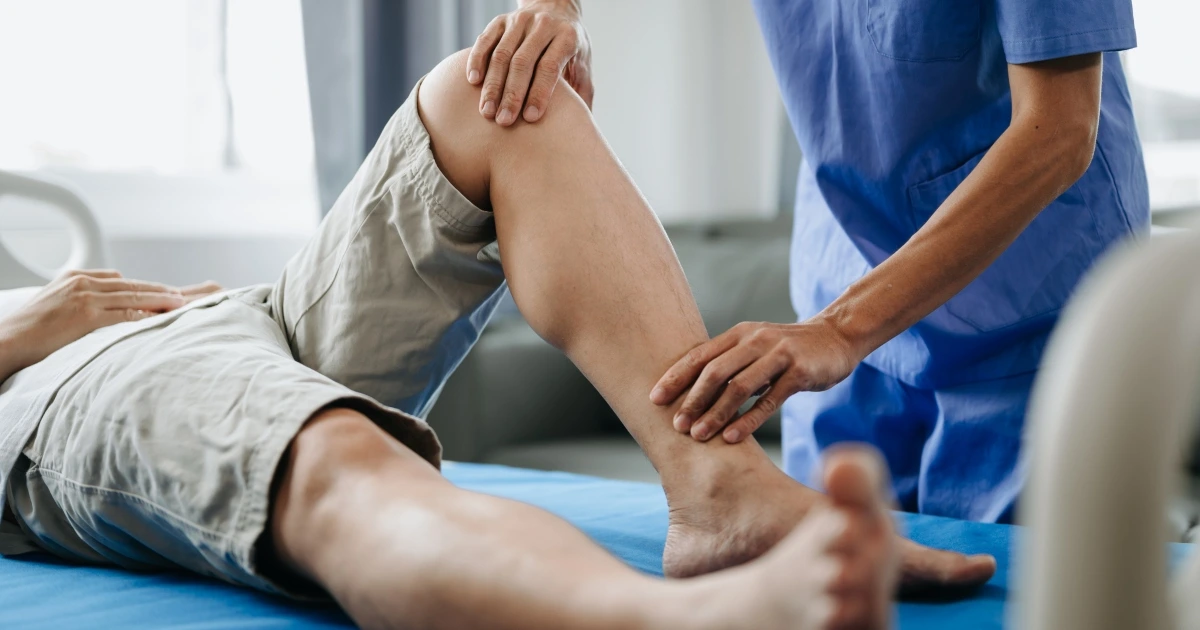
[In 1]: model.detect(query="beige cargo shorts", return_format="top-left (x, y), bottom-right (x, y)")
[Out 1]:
top-left (2, 78), bottom-right (507, 595)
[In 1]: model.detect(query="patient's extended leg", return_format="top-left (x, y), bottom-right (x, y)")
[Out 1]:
top-left (417, 50), bottom-right (994, 588)
top-left (272, 407), bottom-right (897, 629)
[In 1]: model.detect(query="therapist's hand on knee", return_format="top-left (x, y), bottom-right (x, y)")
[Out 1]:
top-left (650, 319), bottom-right (861, 444)
top-left (466, 0), bottom-right (592, 126)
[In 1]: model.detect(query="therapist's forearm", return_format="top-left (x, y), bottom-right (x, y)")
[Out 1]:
top-left (819, 56), bottom-right (1103, 358)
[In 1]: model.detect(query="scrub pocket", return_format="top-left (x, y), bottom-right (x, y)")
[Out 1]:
top-left (906, 150), bottom-right (1105, 332)
top-left (866, 0), bottom-right (982, 62)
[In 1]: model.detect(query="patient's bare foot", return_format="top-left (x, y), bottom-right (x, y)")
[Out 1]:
top-left (686, 448), bottom-right (897, 629)
top-left (662, 459), bottom-right (804, 578)
top-left (661, 450), bottom-right (996, 593)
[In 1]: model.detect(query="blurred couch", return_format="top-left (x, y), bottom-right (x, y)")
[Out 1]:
top-left (426, 219), bottom-right (794, 483)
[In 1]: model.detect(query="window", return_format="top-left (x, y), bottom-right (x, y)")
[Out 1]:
top-left (1125, 0), bottom-right (1200, 212)
top-left (0, 0), bottom-right (318, 237)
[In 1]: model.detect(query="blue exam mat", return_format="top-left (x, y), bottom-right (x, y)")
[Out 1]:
top-left (0, 462), bottom-right (1191, 628)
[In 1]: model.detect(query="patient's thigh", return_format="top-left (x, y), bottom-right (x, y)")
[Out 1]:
top-left (9, 298), bottom-right (437, 593)
top-left (269, 80), bottom-right (506, 418)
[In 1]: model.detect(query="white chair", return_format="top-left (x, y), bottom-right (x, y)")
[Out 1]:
top-left (1018, 224), bottom-right (1200, 629)
top-left (0, 170), bottom-right (107, 290)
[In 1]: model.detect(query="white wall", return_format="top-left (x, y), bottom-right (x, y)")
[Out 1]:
top-left (1125, 0), bottom-right (1200, 211)
top-left (583, 0), bottom-right (784, 223)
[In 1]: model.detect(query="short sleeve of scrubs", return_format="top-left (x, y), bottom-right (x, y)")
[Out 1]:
top-left (996, 0), bottom-right (1137, 63)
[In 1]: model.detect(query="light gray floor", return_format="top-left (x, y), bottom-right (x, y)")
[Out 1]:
top-left (483, 435), bottom-right (785, 484)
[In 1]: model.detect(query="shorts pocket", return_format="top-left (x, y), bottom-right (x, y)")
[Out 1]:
top-left (866, 0), bottom-right (982, 62)
top-left (907, 150), bottom-right (1105, 332)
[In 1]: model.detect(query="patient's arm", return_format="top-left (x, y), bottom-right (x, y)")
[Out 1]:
top-left (0, 271), bottom-right (218, 382)
top-left (416, 49), bottom-right (995, 589)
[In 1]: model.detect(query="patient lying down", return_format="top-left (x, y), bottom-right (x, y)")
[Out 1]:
top-left (0, 49), bottom-right (993, 629)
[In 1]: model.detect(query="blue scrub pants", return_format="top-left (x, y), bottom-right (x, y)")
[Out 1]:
top-left (782, 362), bottom-right (1033, 524)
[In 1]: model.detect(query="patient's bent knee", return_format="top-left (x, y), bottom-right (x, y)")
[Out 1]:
top-left (417, 49), bottom-right (595, 209)
top-left (423, 48), bottom-right (588, 138)
top-left (418, 49), bottom-right (495, 207)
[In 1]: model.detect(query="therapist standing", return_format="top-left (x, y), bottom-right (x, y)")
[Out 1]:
top-left (468, 0), bottom-right (1147, 523)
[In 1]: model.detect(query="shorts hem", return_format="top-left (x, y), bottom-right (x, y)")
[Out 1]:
top-left (395, 76), bottom-right (497, 237)
top-left (228, 390), bottom-right (440, 599)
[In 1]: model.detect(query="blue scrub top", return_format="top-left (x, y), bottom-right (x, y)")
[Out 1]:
top-left (753, 0), bottom-right (1149, 389)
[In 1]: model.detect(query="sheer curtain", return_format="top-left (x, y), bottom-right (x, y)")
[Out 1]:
top-left (301, 0), bottom-right (511, 214)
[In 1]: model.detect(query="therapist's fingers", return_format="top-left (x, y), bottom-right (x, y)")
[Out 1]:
top-left (497, 24), bottom-right (556, 126)
top-left (566, 55), bottom-right (594, 109)
top-left (523, 35), bottom-right (576, 122)
top-left (674, 346), bottom-right (761, 435)
top-left (466, 15), bottom-right (505, 86)
top-left (651, 331), bottom-right (742, 406)
top-left (480, 17), bottom-right (527, 120)
top-left (723, 386), bottom-right (792, 444)
top-left (688, 354), bottom-right (788, 442)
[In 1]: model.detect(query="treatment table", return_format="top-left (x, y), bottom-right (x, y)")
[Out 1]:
top-left (2, 461), bottom-right (1191, 629)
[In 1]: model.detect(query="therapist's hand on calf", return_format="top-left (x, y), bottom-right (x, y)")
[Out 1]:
top-left (651, 318), bottom-right (861, 444)
top-left (466, 0), bottom-right (592, 125)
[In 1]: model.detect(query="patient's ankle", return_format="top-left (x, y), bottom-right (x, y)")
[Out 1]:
top-left (658, 438), bottom-right (793, 507)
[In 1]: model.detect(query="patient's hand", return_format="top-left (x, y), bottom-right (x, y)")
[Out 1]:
top-left (0, 270), bottom-right (220, 382)
top-left (466, 0), bottom-right (592, 125)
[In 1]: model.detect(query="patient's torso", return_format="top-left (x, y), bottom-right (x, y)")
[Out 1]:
top-left (0, 285), bottom-right (277, 522)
